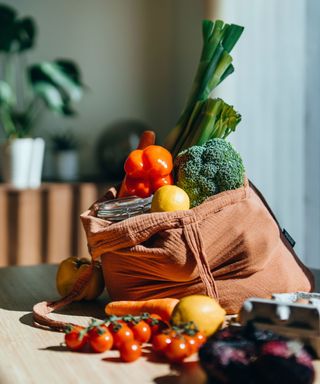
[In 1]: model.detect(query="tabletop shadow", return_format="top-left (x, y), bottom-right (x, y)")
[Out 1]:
top-left (2, 293), bottom-right (108, 315)
top-left (38, 345), bottom-right (95, 354)
top-left (19, 312), bottom-right (38, 328)
top-left (54, 299), bottom-right (107, 319)
top-left (19, 312), bottom-right (65, 333)
top-left (153, 374), bottom-right (181, 384)
top-left (39, 345), bottom-right (69, 352)
top-left (102, 356), bottom-right (122, 363)
top-left (145, 350), bottom-right (170, 364)
top-left (18, 296), bottom-right (108, 332)
top-left (153, 361), bottom-right (206, 384)
top-left (0, 265), bottom-right (110, 315)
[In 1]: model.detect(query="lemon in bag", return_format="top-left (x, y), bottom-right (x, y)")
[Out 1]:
top-left (151, 185), bottom-right (190, 212)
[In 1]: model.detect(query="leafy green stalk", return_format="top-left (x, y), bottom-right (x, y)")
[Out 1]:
top-left (181, 99), bottom-right (218, 150)
top-left (176, 98), bottom-right (241, 153)
top-left (166, 19), bottom-right (244, 157)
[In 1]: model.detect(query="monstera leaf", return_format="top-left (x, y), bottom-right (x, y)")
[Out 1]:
top-left (0, 5), bottom-right (16, 52)
top-left (14, 17), bottom-right (36, 51)
top-left (0, 4), bottom-right (36, 52)
top-left (28, 60), bottom-right (84, 115)
top-left (0, 5), bottom-right (84, 138)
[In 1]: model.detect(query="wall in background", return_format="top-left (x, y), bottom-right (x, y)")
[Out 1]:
top-left (305, 0), bottom-right (320, 270)
top-left (207, 0), bottom-right (320, 268)
top-left (0, 0), bottom-right (203, 177)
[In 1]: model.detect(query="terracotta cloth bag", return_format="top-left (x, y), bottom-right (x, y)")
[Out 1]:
top-left (80, 179), bottom-right (314, 314)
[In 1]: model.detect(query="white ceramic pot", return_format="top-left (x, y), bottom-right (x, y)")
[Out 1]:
top-left (0, 138), bottom-right (45, 189)
top-left (54, 150), bottom-right (79, 181)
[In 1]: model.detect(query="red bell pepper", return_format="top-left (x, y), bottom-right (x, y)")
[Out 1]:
top-left (122, 145), bottom-right (173, 198)
top-left (118, 131), bottom-right (156, 198)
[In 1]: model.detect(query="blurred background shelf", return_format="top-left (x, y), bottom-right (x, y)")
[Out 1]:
top-left (0, 182), bottom-right (112, 266)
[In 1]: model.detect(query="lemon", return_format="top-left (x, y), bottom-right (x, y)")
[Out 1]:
top-left (151, 185), bottom-right (190, 212)
top-left (171, 295), bottom-right (226, 337)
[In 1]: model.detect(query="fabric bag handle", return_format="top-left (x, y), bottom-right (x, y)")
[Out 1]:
top-left (182, 214), bottom-right (219, 299)
top-left (32, 261), bottom-right (96, 331)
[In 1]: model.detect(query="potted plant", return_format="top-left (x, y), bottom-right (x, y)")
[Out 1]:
top-left (51, 129), bottom-right (80, 181)
top-left (0, 4), bottom-right (85, 188)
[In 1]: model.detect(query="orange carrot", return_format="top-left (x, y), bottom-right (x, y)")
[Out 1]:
top-left (118, 131), bottom-right (156, 198)
top-left (105, 298), bottom-right (179, 322)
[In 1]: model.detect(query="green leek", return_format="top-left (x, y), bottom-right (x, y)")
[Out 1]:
top-left (166, 19), bottom-right (244, 157)
top-left (182, 98), bottom-right (241, 150)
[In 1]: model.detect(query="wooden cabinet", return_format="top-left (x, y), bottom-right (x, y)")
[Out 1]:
top-left (0, 182), bottom-right (110, 266)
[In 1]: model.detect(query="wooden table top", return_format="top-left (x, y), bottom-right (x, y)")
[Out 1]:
top-left (0, 264), bottom-right (206, 384)
top-left (0, 264), bottom-right (319, 384)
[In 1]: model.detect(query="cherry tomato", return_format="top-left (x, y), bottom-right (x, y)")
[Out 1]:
top-left (108, 321), bottom-right (125, 333)
top-left (194, 332), bottom-right (207, 347)
top-left (165, 337), bottom-right (192, 362)
top-left (146, 314), bottom-right (168, 336)
top-left (184, 335), bottom-right (199, 354)
top-left (119, 340), bottom-right (142, 362)
top-left (129, 320), bottom-right (151, 343)
top-left (64, 326), bottom-right (88, 351)
top-left (88, 325), bottom-right (113, 353)
top-left (108, 323), bottom-right (134, 350)
top-left (152, 333), bottom-right (172, 353)
top-left (113, 320), bottom-right (127, 326)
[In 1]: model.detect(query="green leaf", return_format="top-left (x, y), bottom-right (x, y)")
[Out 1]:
top-left (0, 5), bottom-right (36, 52)
top-left (218, 64), bottom-right (234, 85)
top-left (29, 59), bottom-right (84, 116)
top-left (29, 61), bottom-right (83, 103)
top-left (0, 5), bottom-right (16, 52)
top-left (44, 61), bottom-right (83, 101)
top-left (201, 20), bottom-right (226, 62)
top-left (197, 44), bottom-right (224, 99)
top-left (14, 17), bottom-right (37, 52)
top-left (32, 81), bottom-right (67, 113)
top-left (55, 59), bottom-right (84, 88)
top-left (222, 24), bottom-right (244, 53)
top-left (207, 50), bottom-right (233, 92)
top-left (207, 98), bottom-right (241, 140)
top-left (0, 81), bottom-right (15, 106)
top-left (202, 20), bottom-right (214, 43)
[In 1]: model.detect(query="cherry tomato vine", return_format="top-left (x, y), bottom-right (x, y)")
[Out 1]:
top-left (63, 313), bottom-right (205, 364)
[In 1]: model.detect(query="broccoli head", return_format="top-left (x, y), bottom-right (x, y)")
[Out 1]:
top-left (175, 138), bottom-right (245, 207)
